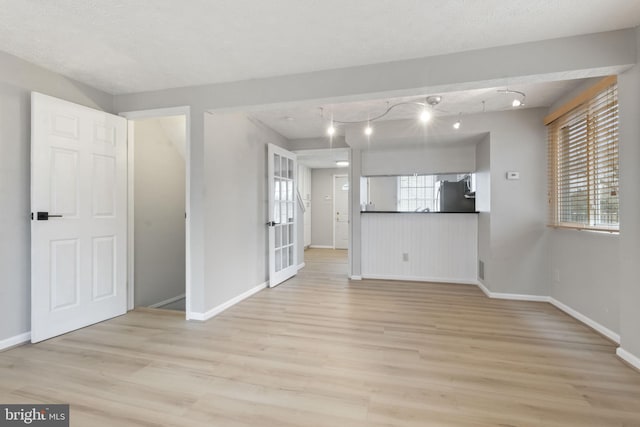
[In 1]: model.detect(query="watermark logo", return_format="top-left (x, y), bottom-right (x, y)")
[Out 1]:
top-left (0, 405), bottom-right (68, 426)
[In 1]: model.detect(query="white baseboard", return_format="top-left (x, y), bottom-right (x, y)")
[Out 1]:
top-left (549, 297), bottom-right (620, 344)
top-left (297, 262), bottom-right (306, 271)
top-left (617, 347), bottom-right (640, 371)
top-left (477, 281), bottom-right (550, 302)
top-left (363, 274), bottom-right (479, 286)
top-left (0, 332), bottom-right (31, 351)
top-left (309, 245), bottom-right (333, 249)
top-left (477, 282), bottom-right (620, 344)
top-left (149, 293), bottom-right (186, 309)
top-left (349, 275), bottom-right (362, 281)
top-left (189, 282), bottom-right (267, 321)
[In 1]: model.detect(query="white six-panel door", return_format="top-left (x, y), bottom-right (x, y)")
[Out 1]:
top-left (268, 144), bottom-right (297, 287)
top-left (31, 93), bottom-right (127, 343)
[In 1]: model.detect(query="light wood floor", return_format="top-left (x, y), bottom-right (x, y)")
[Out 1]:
top-left (2, 248), bottom-right (640, 426)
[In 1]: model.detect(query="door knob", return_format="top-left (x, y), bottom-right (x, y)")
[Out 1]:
top-left (36, 212), bottom-right (63, 221)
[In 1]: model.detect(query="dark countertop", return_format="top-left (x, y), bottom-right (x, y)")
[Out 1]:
top-left (361, 211), bottom-right (479, 214)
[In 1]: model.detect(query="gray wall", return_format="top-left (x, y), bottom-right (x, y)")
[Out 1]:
top-left (475, 135), bottom-right (491, 284)
top-left (360, 144), bottom-right (476, 176)
top-left (134, 117), bottom-right (186, 307)
top-left (366, 176), bottom-right (398, 211)
top-left (617, 31), bottom-right (640, 356)
top-left (203, 113), bottom-right (288, 308)
top-left (0, 51), bottom-right (114, 342)
top-left (311, 168), bottom-right (347, 247)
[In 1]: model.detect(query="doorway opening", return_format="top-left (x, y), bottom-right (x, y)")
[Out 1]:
top-left (121, 107), bottom-right (190, 315)
top-left (293, 148), bottom-right (350, 274)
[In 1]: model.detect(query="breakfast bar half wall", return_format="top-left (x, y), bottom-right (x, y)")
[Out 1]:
top-left (361, 211), bottom-right (478, 284)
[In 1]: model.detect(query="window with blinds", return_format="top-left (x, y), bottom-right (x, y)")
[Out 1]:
top-left (546, 78), bottom-right (619, 232)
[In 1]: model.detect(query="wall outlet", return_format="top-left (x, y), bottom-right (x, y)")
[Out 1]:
top-left (402, 253), bottom-right (409, 262)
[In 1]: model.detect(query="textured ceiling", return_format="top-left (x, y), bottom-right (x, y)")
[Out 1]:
top-left (0, 0), bottom-right (639, 94)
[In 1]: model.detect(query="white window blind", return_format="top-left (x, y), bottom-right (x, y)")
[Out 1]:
top-left (547, 79), bottom-right (619, 232)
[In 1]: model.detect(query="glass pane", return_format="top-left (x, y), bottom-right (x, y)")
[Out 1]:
top-left (274, 154), bottom-right (281, 177)
top-left (281, 181), bottom-right (287, 202)
top-left (417, 188), bottom-right (426, 199)
top-left (289, 224), bottom-right (294, 245)
top-left (274, 178), bottom-right (280, 201)
top-left (282, 224), bottom-right (289, 248)
top-left (275, 226), bottom-right (282, 248)
top-left (287, 180), bottom-right (294, 201)
top-left (280, 202), bottom-right (287, 224)
top-left (274, 203), bottom-right (280, 224)
top-left (287, 202), bottom-right (293, 223)
top-left (288, 245), bottom-right (294, 267)
top-left (288, 159), bottom-right (294, 179)
top-left (417, 175), bottom-right (426, 186)
top-left (275, 249), bottom-right (282, 272)
top-left (281, 156), bottom-right (288, 178)
top-left (282, 247), bottom-right (288, 270)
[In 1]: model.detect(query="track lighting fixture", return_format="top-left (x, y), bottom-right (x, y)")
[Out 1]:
top-left (498, 89), bottom-right (526, 108)
top-left (325, 95), bottom-right (444, 136)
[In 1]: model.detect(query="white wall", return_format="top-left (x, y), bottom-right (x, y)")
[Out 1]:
top-left (202, 113), bottom-right (288, 312)
top-left (133, 117), bottom-right (186, 307)
top-left (0, 51), bottom-right (114, 343)
top-left (311, 168), bottom-right (347, 247)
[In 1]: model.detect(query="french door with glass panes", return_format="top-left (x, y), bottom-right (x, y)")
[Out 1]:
top-left (267, 144), bottom-right (297, 287)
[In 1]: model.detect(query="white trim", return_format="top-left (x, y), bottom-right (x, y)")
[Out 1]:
top-left (189, 282), bottom-right (267, 321)
top-left (126, 121), bottom-right (135, 311)
top-left (148, 294), bottom-right (186, 309)
top-left (477, 282), bottom-right (620, 343)
top-left (297, 262), bottom-right (306, 271)
top-left (119, 107), bottom-right (192, 320)
top-left (349, 275), bottom-right (362, 281)
top-left (309, 245), bottom-right (334, 249)
top-left (549, 297), bottom-right (620, 344)
top-left (477, 281), bottom-right (550, 302)
top-left (0, 332), bottom-right (31, 351)
top-left (617, 347), bottom-right (640, 371)
top-left (363, 274), bottom-right (479, 286)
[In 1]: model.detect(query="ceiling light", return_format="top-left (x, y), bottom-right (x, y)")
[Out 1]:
top-left (336, 160), bottom-right (349, 167)
top-left (498, 89), bottom-right (526, 108)
top-left (327, 123), bottom-right (336, 136)
top-left (364, 124), bottom-right (373, 136)
top-left (453, 113), bottom-right (462, 129)
top-left (419, 109), bottom-right (431, 123)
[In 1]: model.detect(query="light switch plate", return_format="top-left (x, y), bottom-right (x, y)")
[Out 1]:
top-left (506, 171), bottom-right (520, 180)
